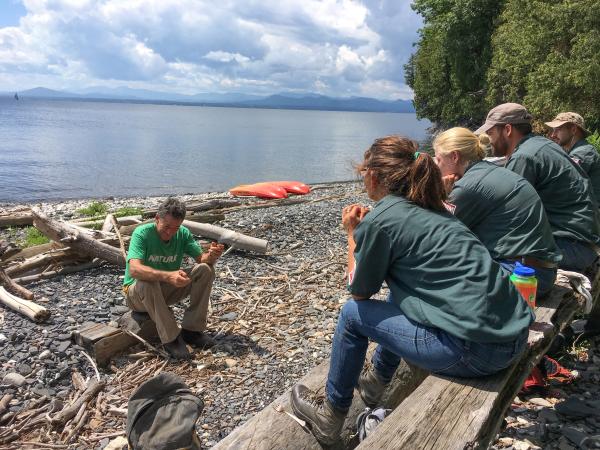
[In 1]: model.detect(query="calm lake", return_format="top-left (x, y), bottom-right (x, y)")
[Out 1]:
top-left (0, 98), bottom-right (431, 202)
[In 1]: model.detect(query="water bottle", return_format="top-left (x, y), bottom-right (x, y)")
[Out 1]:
top-left (510, 262), bottom-right (537, 308)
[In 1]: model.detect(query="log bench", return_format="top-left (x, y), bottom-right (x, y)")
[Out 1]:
top-left (213, 265), bottom-right (600, 450)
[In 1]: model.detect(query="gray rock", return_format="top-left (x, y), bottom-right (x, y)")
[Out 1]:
top-left (2, 372), bottom-right (26, 387)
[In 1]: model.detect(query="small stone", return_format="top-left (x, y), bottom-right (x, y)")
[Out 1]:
top-left (57, 333), bottom-right (71, 341)
top-left (538, 408), bottom-right (559, 422)
top-left (56, 341), bottom-right (71, 354)
top-left (39, 350), bottom-right (52, 360)
top-left (513, 440), bottom-right (531, 450)
top-left (2, 372), bottom-right (26, 387)
top-left (17, 363), bottom-right (32, 376)
top-left (219, 312), bottom-right (238, 321)
top-left (529, 397), bottom-right (552, 407)
top-left (225, 359), bottom-right (237, 368)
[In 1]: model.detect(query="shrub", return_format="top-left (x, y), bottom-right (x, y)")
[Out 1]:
top-left (77, 201), bottom-right (108, 217)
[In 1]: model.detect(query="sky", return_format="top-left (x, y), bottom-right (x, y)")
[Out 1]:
top-left (0, 0), bottom-right (422, 100)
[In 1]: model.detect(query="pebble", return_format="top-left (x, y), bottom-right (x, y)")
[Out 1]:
top-left (529, 397), bottom-right (553, 407)
top-left (2, 372), bottom-right (26, 387)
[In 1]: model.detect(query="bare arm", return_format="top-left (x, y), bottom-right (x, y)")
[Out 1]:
top-left (342, 204), bottom-right (370, 300)
top-left (129, 259), bottom-right (190, 287)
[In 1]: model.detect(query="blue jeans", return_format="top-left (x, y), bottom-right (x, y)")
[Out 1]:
top-left (325, 297), bottom-right (527, 411)
top-left (498, 260), bottom-right (556, 298)
top-left (555, 238), bottom-right (598, 272)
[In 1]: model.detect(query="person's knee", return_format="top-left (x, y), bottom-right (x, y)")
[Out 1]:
top-left (339, 300), bottom-right (360, 324)
top-left (134, 279), bottom-right (161, 295)
top-left (192, 263), bottom-right (216, 281)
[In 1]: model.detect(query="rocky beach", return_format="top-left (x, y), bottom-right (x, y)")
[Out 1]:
top-left (0, 181), bottom-right (599, 449)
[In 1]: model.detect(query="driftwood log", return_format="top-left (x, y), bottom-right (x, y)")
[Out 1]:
top-left (0, 286), bottom-right (50, 322)
top-left (119, 213), bottom-right (225, 236)
top-left (0, 242), bottom-right (65, 263)
top-left (4, 248), bottom-right (76, 277)
top-left (0, 267), bottom-right (35, 300)
top-left (0, 208), bottom-right (33, 228)
top-left (141, 198), bottom-right (241, 218)
top-left (31, 208), bottom-right (125, 267)
top-left (13, 260), bottom-right (103, 285)
top-left (183, 220), bottom-right (268, 254)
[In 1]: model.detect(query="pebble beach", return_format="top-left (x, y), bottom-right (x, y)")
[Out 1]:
top-left (0, 182), bottom-right (599, 449)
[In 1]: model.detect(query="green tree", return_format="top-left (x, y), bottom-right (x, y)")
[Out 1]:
top-left (486, 0), bottom-right (600, 130)
top-left (405, 0), bottom-right (505, 127)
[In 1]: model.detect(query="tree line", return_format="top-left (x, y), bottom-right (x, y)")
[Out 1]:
top-left (405, 0), bottom-right (600, 135)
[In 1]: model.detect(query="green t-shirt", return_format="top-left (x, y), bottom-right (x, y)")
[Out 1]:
top-left (449, 160), bottom-right (561, 263)
top-left (505, 134), bottom-right (600, 245)
top-left (570, 139), bottom-right (600, 204)
top-left (123, 223), bottom-right (203, 286)
top-left (349, 195), bottom-right (534, 344)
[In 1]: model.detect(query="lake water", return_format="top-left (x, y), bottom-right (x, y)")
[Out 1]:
top-left (0, 98), bottom-right (431, 202)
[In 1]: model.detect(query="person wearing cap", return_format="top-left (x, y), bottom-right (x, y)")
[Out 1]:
top-left (433, 127), bottom-right (561, 297)
top-left (476, 103), bottom-right (600, 272)
top-left (545, 112), bottom-right (600, 202)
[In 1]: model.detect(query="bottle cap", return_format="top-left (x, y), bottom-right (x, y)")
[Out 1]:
top-left (514, 262), bottom-right (536, 277)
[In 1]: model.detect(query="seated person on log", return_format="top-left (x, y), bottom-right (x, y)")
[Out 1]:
top-left (476, 103), bottom-right (600, 272)
top-left (122, 197), bottom-right (224, 360)
top-left (433, 127), bottom-right (561, 297)
top-left (290, 135), bottom-right (533, 445)
top-left (546, 112), bottom-right (600, 204)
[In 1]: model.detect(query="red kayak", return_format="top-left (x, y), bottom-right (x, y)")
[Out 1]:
top-left (229, 183), bottom-right (288, 199)
top-left (268, 181), bottom-right (311, 195)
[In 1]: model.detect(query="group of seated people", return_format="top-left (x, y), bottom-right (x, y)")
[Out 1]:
top-left (289, 103), bottom-right (600, 445)
top-left (119, 102), bottom-right (599, 445)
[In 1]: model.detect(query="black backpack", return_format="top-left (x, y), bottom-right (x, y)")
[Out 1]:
top-left (127, 372), bottom-right (204, 450)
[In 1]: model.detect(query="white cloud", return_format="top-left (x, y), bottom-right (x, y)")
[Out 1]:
top-left (0, 0), bottom-right (419, 99)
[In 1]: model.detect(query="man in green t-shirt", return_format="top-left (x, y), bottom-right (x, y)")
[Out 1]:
top-left (475, 103), bottom-right (600, 272)
top-left (545, 112), bottom-right (600, 202)
top-left (123, 197), bottom-right (224, 359)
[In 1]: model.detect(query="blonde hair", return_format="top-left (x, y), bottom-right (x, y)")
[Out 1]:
top-left (433, 127), bottom-right (487, 162)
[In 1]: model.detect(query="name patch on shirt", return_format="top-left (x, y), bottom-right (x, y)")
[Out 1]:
top-left (148, 255), bottom-right (177, 263)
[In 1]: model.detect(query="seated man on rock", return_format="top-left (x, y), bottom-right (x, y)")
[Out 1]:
top-left (122, 197), bottom-right (224, 359)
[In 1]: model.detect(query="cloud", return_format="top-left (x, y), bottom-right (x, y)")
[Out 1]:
top-left (0, 0), bottom-right (421, 99)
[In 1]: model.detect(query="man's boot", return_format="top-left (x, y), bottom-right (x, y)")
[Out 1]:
top-left (181, 329), bottom-right (216, 349)
top-left (290, 384), bottom-right (347, 445)
top-left (163, 334), bottom-right (191, 360)
top-left (357, 366), bottom-right (389, 408)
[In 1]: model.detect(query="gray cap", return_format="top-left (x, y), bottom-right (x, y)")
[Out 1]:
top-left (475, 103), bottom-right (533, 135)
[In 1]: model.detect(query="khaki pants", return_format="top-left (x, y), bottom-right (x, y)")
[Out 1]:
top-left (125, 264), bottom-right (215, 343)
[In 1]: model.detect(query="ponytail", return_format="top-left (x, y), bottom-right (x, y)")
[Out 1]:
top-left (360, 135), bottom-right (447, 212)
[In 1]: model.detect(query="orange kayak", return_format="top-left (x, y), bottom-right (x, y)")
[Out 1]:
top-left (229, 183), bottom-right (288, 199)
top-left (268, 181), bottom-right (311, 195)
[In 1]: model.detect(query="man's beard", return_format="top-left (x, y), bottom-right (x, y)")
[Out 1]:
top-left (491, 133), bottom-right (509, 157)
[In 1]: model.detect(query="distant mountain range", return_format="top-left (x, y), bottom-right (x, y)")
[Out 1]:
top-left (3, 86), bottom-right (415, 113)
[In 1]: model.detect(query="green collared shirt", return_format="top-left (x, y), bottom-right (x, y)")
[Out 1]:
top-left (349, 195), bottom-right (533, 344)
top-left (505, 134), bottom-right (600, 246)
top-left (570, 139), bottom-right (600, 204)
top-left (449, 160), bottom-right (561, 263)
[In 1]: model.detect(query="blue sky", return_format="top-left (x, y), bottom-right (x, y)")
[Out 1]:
top-left (0, 0), bottom-right (422, 99)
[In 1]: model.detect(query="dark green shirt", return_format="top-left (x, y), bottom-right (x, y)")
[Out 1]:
top-left (449, 160), bottom-right (561, 263)
top-left (505, 134), bottom-right (600, 245)
top-left (570, 139), bottom-right (600, 203)
top-left (349, 195), bottom-right (533, 344)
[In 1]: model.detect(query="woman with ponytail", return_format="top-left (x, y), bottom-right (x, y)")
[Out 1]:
top-left (290, 135), bottom-right (533, 445)
top-left (433, 127), bottom-right (561, 296)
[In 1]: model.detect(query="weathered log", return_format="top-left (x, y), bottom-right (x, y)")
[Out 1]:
top-left (182, 220), bottom-right (268, 254)
top-left (0, 394), bottom-right (12, 417)
top-left (101, 214), bottom-right (114, 232)
top-left (0, 286), bottom-right (50, 322)
top-left (109, 215), bottom-right (127, 259)
top-left (31, 208), bottom-right (125, 267)
top-left (13, 260), bottom-right (103, 285)
top-left (1, 242), bottom-right (65, 263)
top-left (0, 209), bottom-right (33, 228)
top-left (119, 213), bottom-right (225, 236)
top-left (50, 379), bottom-right (105, 428)
top-left (141, 198), bottom-right (241, 218)
top-left (0, 267), bottom-right (35, 300)
top-left (70, 215), bottom-right (141, 228)
top-left (4, 248), bottom-right (76, 277)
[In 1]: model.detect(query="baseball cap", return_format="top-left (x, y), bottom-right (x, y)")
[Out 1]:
top-left (544, 112), bottom-right (591, 136)
top-left (475, 103), bottom-right (532, 135)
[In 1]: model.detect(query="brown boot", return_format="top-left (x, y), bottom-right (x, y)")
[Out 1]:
top-left (357, 366), bottom-right (389, 408)
top-left (290, 384), bottom-right (347, 445)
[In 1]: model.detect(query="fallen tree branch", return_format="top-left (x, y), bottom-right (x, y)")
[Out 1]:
top-left (50, 379), bottom-right (105, 428)
top-left (108, 215), bottom-right (127, 260)
top-left (13, 260), bottom-right (103, 285)
top-left (0, 287), bottom-right (50, 322)
top-left (182, 220), bottom-right (268, 254)
top-left (0, 268), bottom-right (35, 300)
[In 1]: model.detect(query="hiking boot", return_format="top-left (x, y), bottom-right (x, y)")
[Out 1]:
top-left (131, 310), bottom-right (151, 322)
top-left (181, 329), bottom-right (216, 349)
top-left (290, 384), bottom-right (347, 446)
top-left (357, 366), bottom-right (389, 408)
top-left (163, 334), bottom-right (191, 360)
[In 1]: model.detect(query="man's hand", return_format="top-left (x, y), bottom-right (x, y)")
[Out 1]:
top-left (201, 242), bottom-right (225, 265)
top-left (167, 269), bottom-right (191, 288)
top-left (442, 174), bottom-right (461, 195)
top-left (342, 204), bottom-right (370, 233)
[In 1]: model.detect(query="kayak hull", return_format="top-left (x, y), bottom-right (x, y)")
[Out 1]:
top-left (229, 183), bottom-right (288, 199)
